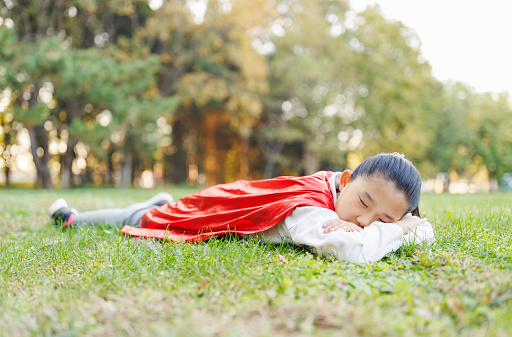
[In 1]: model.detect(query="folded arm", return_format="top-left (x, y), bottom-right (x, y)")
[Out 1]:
top-left (284, 206), bottom-right (435, 264)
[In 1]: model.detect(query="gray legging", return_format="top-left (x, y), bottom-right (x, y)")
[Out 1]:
top-left (71, 206), bottom-right (158, 228)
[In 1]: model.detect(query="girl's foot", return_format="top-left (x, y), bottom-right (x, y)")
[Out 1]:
top-left (127, 192), bottom-right (174, 210)
top-left (46, 198), bottom-right (77, 227)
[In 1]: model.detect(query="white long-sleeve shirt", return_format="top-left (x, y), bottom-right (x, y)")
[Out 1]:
top-left (245, 172), bottom-right (435, 264)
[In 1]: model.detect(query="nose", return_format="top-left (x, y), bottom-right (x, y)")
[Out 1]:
top-left (356, 214), bottom-right (372, 228)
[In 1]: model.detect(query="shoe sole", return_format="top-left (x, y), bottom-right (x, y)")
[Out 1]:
top-left (46, 198), bottom-right (69, 218)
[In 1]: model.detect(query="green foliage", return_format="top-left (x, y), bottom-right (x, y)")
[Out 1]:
top-left (427, 83), bottom-right (512, 182)
top-left (349, 6), bottom-right (441, 165)
top-left (259, 1), bottom-right (354, 174)
top-left (1, 0), bottom-right (511, 186)
top-left (0, 27), bottom-right (21, 88)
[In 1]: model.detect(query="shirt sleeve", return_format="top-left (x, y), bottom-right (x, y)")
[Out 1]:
top-left (283, 206), bottom-right (435, 264)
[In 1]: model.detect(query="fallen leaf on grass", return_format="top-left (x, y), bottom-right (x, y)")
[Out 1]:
top-left (277, 254), bottom-right (289, 264)
top-left (446, 297), bottom-right (465, 319)
top-left (198, 280), bottom-right (208, 290)
top-left (314, 315), bottom-right (342, 329)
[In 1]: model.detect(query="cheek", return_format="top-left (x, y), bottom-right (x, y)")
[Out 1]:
top-left (334, 198), bottom-right (344, 218)
top-left (335, 196), bottom-right (355, 220)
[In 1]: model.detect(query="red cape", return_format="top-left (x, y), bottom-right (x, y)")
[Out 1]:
top-left (121, 171), bottom-right (335, 241)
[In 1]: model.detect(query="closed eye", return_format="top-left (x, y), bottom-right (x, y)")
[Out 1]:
top-left (359, 197), bottom-right (367, 208)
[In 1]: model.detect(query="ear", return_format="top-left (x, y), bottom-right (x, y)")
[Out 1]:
top-left (339, 170), bottom-right (352, 189)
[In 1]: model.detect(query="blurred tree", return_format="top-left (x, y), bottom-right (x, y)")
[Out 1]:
top-left (3, 0), bottom-right (151, 47)
top-left (1, 0), bottom-right (165, 187)
top-left (0, 94), bottom-right (17, 186)
top-left (469, 91), bottom-right (512, 183)
top-left (52, 46), bottom-right (178, 187)
top-left (432, 83), bottom-right (512, 186)
top-left (348, 6), bottom-right (442, 168)
top-left (426, 83), bottom-right (474, 185)
top-left (140, 0), bottom-right (269, 185)
top-left (258, 0), bottom-right (354, 177)
top-left (0, 30), bottom-right (61, 188)
top-left (0, 28), bottom-right (17, 186)
top-left (2, 0), bottom-right (511, 189)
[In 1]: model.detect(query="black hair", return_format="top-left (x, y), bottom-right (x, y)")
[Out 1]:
top-left (350, 153), bottom-right (421, 218)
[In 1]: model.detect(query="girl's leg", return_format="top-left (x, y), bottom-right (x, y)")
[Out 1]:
top-left (47, 192), bottom-right (173, 228)
top-left (69, 206), bottom-right (153, 228)
top-left (70, 192), bottom-right (174, 227)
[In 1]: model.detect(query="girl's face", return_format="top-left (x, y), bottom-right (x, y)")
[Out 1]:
top-left (335, 174), bottom-right (409, 228)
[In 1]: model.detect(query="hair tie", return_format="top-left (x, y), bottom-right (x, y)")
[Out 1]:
top-left (393, 152), bottom-right (405, 158)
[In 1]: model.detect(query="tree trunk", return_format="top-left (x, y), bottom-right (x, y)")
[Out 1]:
top-left (27, 125), bottom-right (53, 189)
top-left (118, 142), bottom-right (133, 187)
top-left (4, 166), bottom-right (10, 187)
top-left (60, 137), bottom-right (75, 188)
top-left (105, 146), bottom-right (114, 185)
top-left (240, 136), bottom-right (249, 180)
top-left (263, 154), bottom-right (279, 179)
top-left (36, 0), bottom-right (52, 36)
top-left (60, 97), bottom-right (80, 188)
top-left (262, 140), bottom-right (284, 179)
top-left (443, 172), bottom-right (450, 193)
top-left (303, 149), bottom-right (319, 176)
top-left (3, 131), bottom-right (11, 186)
top-left (205, 112), bottom-right (217, 186)
top-left (263, 160), bottom-right (275, 179)
top-left (258, 110), bottom-right (286, 179)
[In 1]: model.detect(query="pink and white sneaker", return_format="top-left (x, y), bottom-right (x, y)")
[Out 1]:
top-left (46, 198), bottom-right (77, 227)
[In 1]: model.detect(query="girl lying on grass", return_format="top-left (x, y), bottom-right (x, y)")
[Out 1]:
top-left (47, 153), bottom-right (434, 264)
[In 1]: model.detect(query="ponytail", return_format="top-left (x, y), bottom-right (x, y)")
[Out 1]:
top-left (411, 206), bottom-right (420, 218)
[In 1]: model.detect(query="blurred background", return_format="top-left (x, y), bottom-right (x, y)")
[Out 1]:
top-left (0, 0), bottom-right (511, 193)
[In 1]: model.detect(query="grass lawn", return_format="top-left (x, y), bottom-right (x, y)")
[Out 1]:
top-left (1, 187), bottom-right (511, 336)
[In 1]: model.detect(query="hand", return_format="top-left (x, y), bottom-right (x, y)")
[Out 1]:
top-left (393, 213), bottom-right (428, 235)
top-left (323, 219), bottom-right (362, 233)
